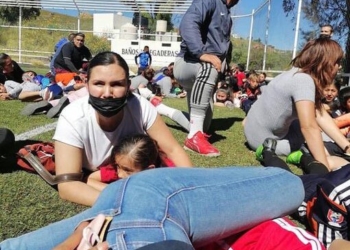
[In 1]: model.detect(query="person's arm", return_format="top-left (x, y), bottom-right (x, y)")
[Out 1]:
top-left (18, 90), bottom-right (42, 102)
top-left (148, 52), bottom-right (152, 66)
top-left (86, 171), bottom-right (107, 192)
top-left (63, 58), bottom-right (79, 73)
top-left (295, 100), bottom-right (330, 169)
top-left (55, 141), bottom-right (101, 206)
top-left (61, 43), bottom-right (79, 73)
top-left (134, 53), bottom-right (139, 66)
top-left (147, 115), bottom-right (193, 167)
top-left (85, 47), bottom-right (92, 61)
top-left (316, 106), bottom-right (350, 154)
top-left (179, 0), bottom-right (214, 59)
top-left (329, 239), bottom-right (350, 250)
top-left (5, 80), bottom-right (22, 99)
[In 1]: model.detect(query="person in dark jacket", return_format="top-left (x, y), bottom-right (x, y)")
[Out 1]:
top-left (173, 0), bottom-right (240, 157)
top-left (0, 53), bottom-right (25, 84)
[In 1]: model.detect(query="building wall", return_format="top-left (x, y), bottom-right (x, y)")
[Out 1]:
top-left (93, 13), bottom-right (132, 37)
top-left (111, 39), bottom-right (181, 67)
top-left (94, 13), bottom-right (181, 67)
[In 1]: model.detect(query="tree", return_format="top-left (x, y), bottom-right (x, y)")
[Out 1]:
top-left (282, 0), bottom-right (350, 73)
top-left (132, 12), bottom-right (173, 34)
top-left (0, 6), bottom-right (40, 24)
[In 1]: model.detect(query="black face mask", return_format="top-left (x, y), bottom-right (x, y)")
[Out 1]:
top-left (88, 94), bottom-right (128, 118)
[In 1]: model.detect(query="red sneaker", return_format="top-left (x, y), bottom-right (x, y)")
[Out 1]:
top-left (184, 131), bottom-right (220, 157)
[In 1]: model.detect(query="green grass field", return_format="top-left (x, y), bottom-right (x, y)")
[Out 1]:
top-left (0, 72), bottom-right (300, 241)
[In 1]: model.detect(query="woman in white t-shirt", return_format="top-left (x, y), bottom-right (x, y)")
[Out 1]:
top-left (53, 51), bottom-right (193, 206)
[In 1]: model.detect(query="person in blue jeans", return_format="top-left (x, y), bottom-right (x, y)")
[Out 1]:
top-left (0, 167), bottom-right (304, 250)
top-left (134, 46), bottom-right (152, 75)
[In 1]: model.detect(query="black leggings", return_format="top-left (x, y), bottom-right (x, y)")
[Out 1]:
top-left (262, 151), bottom-right (329, 174)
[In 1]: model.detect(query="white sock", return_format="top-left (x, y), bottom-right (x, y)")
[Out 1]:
top-left (156, 104), bottom-right (190, 132)
top-left (188, 114), bottom-right (204, 138)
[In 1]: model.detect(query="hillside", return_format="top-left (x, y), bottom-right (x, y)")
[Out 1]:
top-left (0, 10), bottom-right (108, 65)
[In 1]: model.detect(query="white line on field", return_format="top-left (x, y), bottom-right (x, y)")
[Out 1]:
top-left (15, 122), bottom-right (57, 141)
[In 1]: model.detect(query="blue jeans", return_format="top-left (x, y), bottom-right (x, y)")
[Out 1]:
top-left (0, 167), bottom-right (304, 250)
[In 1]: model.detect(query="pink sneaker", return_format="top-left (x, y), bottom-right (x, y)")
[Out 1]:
top-left (184, 131), bottom-right (220, 157)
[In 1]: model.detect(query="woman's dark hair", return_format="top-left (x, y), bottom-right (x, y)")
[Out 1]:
top-left (110, 134), bottom-right (161, 170)
top-left (87, 51), bottom-right (129, 81)
top-left (291, 37), bottom-right (343, 111)
top-left (0, 53), bottom-right (10, 68)
top-left (339, 86), bottom-right (350, 108)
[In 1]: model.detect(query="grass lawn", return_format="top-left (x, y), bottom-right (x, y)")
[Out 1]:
top-left (0, 84), bottom-right (301, 241)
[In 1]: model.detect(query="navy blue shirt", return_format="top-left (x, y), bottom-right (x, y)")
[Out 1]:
top-left (177, 0), bottom-right (232, 62)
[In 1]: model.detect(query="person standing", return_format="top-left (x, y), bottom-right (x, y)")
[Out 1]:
top-left (173, 0), bottom-right (240, 157)
top-left (135, 45), bottom-right (152, 75)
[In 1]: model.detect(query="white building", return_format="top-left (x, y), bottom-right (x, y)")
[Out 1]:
top-left (93, 13), bottom-right (182, 67)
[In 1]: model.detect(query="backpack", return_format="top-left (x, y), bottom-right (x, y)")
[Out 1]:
top-left (54, 37), bottom-right (68, 52)
top-left (16, 142), bottom-right (83, 185)
top-left (17, 142), bottom-right (55, 173)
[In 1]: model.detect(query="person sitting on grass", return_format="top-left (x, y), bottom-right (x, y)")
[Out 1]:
top-left (240, 73), bottom-right (261, 115)
top-left (286, 86), bottom-right (350, 168)
top-left (53, 32), bottom-right (91, 86)
top-left (329, 86), bottom-right (350, 137)
top-left (0, 53), bottom-right (25, 85)
top-left (152, 65), bottom-right (186, 99)
top-left (322, 79), bottom-right (341, 116)
top-left (52, 51), bottom-right (192, 206)
top-left (131, 71), bottom-right (190, 132)
top-left (213, 87), bottom-right (234, 109)
top-left (246, 38), bottom-right (350, 174)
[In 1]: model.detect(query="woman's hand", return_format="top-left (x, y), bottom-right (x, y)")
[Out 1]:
top-left (199, 54), bottom-right (221, 72)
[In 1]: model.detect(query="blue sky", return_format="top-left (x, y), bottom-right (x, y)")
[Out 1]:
top-left (231, 0), bottom-right (314, 51)
top-left (47, 0), bottom-right (314, 51)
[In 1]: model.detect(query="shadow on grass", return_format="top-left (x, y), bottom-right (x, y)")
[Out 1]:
top-left (166, 117), bottom-right (244, 144)
top-left (209, 117), bottom-right (244, 132)
top-left (0, 139), bottom-right (43, 174)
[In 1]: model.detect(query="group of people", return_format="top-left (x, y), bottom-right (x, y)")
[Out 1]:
top-left (0, 32), bottom-right (92, 118)
top-left (3, 0), bottom-right (350, 249)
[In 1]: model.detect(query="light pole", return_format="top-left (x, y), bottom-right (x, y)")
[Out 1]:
top-left (292, 0), bottom-right (303, 59)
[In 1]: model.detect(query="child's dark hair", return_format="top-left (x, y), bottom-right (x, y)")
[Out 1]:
top-left (110, 134), bottom-right (161, 170)
top-left (24, 70), bottom-right (37, 76)
top-left (339, 86), bottom-right (350, 108)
